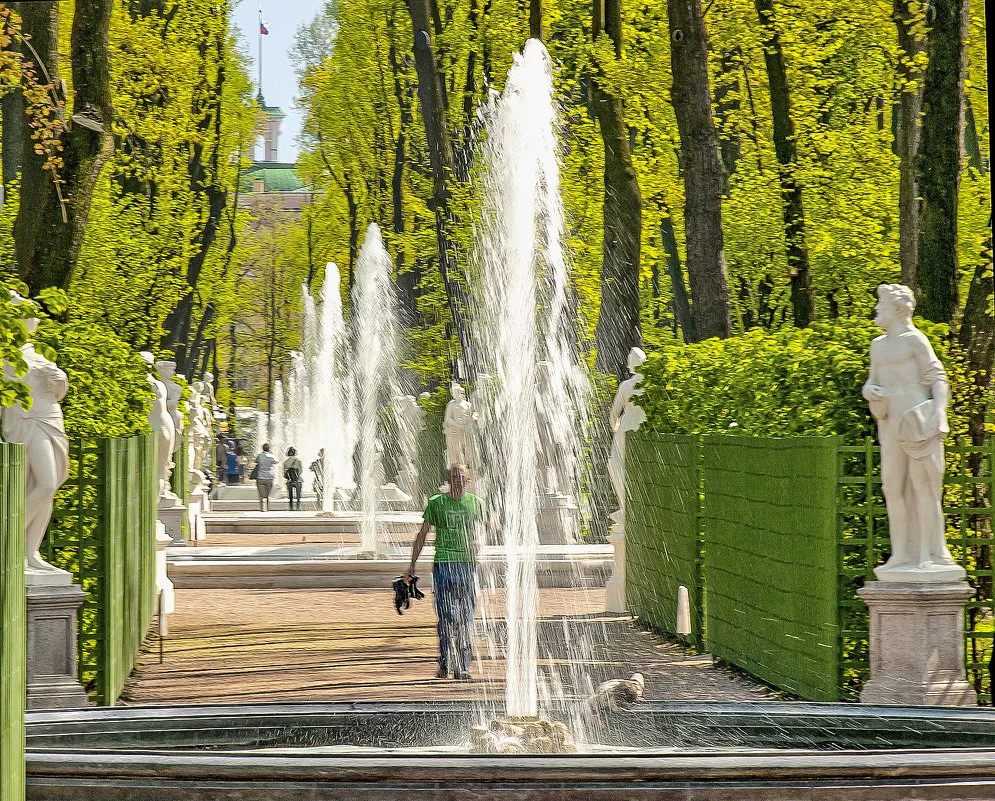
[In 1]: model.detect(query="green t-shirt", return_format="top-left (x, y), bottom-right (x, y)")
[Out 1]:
top-left (424, 493), bottom-right (485, 563)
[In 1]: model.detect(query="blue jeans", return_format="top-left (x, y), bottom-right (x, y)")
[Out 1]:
top-left (432, 562), bottom-right (476, 673)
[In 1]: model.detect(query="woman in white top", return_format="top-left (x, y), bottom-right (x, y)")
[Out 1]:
top-left (253, 443), bottom-right (278, 511)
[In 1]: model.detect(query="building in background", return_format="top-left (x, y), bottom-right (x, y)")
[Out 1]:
top-left (242, 92), bottom-right (313, 215)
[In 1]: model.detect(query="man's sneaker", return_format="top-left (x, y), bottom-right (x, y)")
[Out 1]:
top-left (435, 667), bottom-right (449, 679)
top-left (453, 671), bottom-right (473, 681)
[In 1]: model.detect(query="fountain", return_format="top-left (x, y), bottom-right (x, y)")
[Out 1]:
top-left (24, 39), bottom-right (995, 801)
top-left (352, 223), bottom-right (402, 555)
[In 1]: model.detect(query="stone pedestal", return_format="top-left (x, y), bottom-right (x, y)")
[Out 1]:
top-left (537, 492), bottom-right (579, 546)
top-left (859, 581), bottom-right (977, 706)
top-left (26, 583), bottom-right (89, 709)
top-left (158, 499), bottom-right (186, 544)
top-left (187, 486), bottom-right (208, 542)
top-left (155, 520), bottom-right (175, 615)
top-left (605, 511), bottom-right (626, 613)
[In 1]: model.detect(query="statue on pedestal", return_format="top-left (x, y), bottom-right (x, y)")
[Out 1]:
top-left (1, 297), bottom-right (71, 583)
top-left (141, 352), bottom-right (176, 503)
top-left (862, 284), bottom-right (963, 582)
top-left (605, 347), bottom-right (646, 613)
top-left (443, 382), bottom-right (476, 468)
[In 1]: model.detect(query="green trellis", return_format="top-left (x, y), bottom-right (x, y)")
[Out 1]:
top-left (42, 432), bottom-right (158, 704)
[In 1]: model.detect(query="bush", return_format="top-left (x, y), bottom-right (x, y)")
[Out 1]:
top-left (638, 320), bottom-right (970, 441)
top-left (34, 320), bottom-right (151, 438)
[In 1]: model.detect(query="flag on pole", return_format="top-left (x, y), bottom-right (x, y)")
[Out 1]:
top-left (259, 19), bottom-right (270, 35)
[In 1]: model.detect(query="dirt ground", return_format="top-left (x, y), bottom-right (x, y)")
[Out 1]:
top-left (122, 587), bottom-right (779, 705)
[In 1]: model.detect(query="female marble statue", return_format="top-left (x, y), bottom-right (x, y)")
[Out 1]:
top-left (141, 352), bottom-right (175, 502)
top-left (155, 360), bottom-right (184, 453)
top-left (608, 347), bottom-right (647, 518)
top-left (1, 304), bottom-right (70, 578)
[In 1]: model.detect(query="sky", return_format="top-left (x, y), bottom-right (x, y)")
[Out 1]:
top-left (232, 0), bottom-right (326, 162)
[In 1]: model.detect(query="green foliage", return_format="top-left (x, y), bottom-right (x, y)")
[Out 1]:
top-left (33, 320), bottom-right (151, 438)
top-left (638, 320), bottom-right (969, 441)
top-left (0, 276), bottom-right (35, 411)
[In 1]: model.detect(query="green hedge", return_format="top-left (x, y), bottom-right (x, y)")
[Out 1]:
top-left (0, 443), bottom-right (25, 801)
top-left (637, 320), bottom-right (967, 439)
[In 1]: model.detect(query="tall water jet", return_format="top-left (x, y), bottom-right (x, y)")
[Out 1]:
top-left (352, 224), bottom-right (400, 554)
top-left (269, 379), bottom-right (286, 463)
top-left (318, 264), bottom-right (353, 508)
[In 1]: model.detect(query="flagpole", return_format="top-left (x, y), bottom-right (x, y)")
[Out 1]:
top-left (257, 2), bottom-right (263, 99)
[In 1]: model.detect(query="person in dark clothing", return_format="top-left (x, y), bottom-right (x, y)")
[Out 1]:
top-left (225, 447), bottom-right (239, 484)
top-left (284, 447), bottom-right (304, 511)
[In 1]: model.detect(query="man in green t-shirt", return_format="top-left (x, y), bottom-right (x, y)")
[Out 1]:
top-left (405, 464), bottom-right (485, 680)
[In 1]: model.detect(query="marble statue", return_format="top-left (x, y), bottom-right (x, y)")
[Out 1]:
top-left (443, 382), bottom-right (476, 468)
top-left (608, 347), bottom-right (647, 518)
top-left (155, 360), bottom-right (183, 454)
top-left (0, 297), bottom-right (70, 582)
top-left (862, 284), bottom-right (963, 582)
top-left (395, 395), bottom-right (424, 500)
top-left (201, 371), bottom-right (219, 409)
top-left (141, 352), bottom-right (176, 501)
top-left (189, 381), bottom-right (213, 472)
top-left (605, 347), bottom-right (646, 612)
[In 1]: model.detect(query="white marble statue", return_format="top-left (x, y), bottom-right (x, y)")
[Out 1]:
top-left (201, 371), bottom-right (219, 410)
top-left (189, 381), bottom-right (213, 473)
top-left (862, 284), bottom-right (963, 582)
top-left (141, 352), bottom-right (176, 502)
top-left (443, 382), bottom-right (476, 468)
top-left (395, 395), bottom-right (424, 500)
top-left (608, 347), bottom-right (647, 519)
top-left (155, 360), bottom-right (184, 454)
top-left (605, 347), bottom-right (647, 613)
top-left (0, 297), bottom-right (70, 582)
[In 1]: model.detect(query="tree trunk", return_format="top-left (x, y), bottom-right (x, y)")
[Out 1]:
top-left (893, 0), bottom-right (926, 288)
top-left (668, 0), bottom-right (730, 342)
top-left (406, 0), bottom-right (474, 374)
top-left (14, 0), bottom-right (115, 295)
top-left (530, 0), bottom-right (543, 40)
top-left (345, 177), bottom-right (359, 290)
top-left (661, 214), bottom-right (694, 342)
top-left (1, 3), bottom-right (26, 193)
top-left (714, 47), bottom-right (742, 187)
top-left (592, 0), bottom-right (643, 378)
top-left (963, 98), bottom-right (984, 173)
top-left (755, 0), bottom-right (814, 327)
top-left (914, 0), bottom-right (969, 323)
top-left (161, 30), bottom-right (229, 371)
top-left (389, 41), bottom-right (419, 327)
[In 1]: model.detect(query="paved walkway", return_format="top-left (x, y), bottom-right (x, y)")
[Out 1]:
top-left (121, 587), bottom-right (780, 705)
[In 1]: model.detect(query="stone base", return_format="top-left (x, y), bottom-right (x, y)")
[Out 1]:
top-left (537, 492), bottom-right (579, 545)
top-left (859, 581), bottom-right (977, 706)
top-left (605, 513), bottom-right (626, 613)
top-left (874, 561), bottom-right (967, 583)
top-left (155, 521), bottom-right (175, 615)
top-left (26, 583), bottom-right (89, 710)
top-left (187, 488), bottom-right (208, 542)
top-left (158, 502), bottom-right (186, 544)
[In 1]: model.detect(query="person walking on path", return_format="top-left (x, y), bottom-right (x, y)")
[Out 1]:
top-left (253, 443), bottom-right (278, 511)
top-left (405, 464), bottom-right (486, 680)
top-left (215, 436), bottom-right (228, 483)
top-left (225, 446), bottom-right (239, 484)
top-left (284, 447), bottom-right (304, 511)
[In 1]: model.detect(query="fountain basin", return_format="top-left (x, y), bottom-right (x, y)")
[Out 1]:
top-left (25, 701), bottom-right (995, 799)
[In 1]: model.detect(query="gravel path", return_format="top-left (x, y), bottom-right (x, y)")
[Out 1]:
top-left (122, 587), bottom-right (780, 705)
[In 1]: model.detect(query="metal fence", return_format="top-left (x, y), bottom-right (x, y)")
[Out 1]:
top-left (626, 431), bottom-right (995, 703)
top-left (42, 433), bottom-right (158, 705)
top-left (0, 443), bottom-right (25, 801)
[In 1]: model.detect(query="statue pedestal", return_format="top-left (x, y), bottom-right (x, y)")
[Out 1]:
top-left (155, 521), bottom-right (175, 615)
top-left (26, 582), bottom-right (89, 709)
top-left (187, 485), bottom-right (208, 542)
top-left (537, 492), bottom-right (579, 546)
top-left (158, 498), bottom-right (186, 544)
top-left (858, 581), bottom-right (977, 706)
top-left (605, 512), bottom-right (626, 613)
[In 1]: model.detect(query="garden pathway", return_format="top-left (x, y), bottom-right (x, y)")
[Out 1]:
top-left (121, 587), bottom-right (780, 705)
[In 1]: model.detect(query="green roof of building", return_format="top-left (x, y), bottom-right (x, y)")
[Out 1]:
top-left (244, 163), bottom-right (306, 193)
